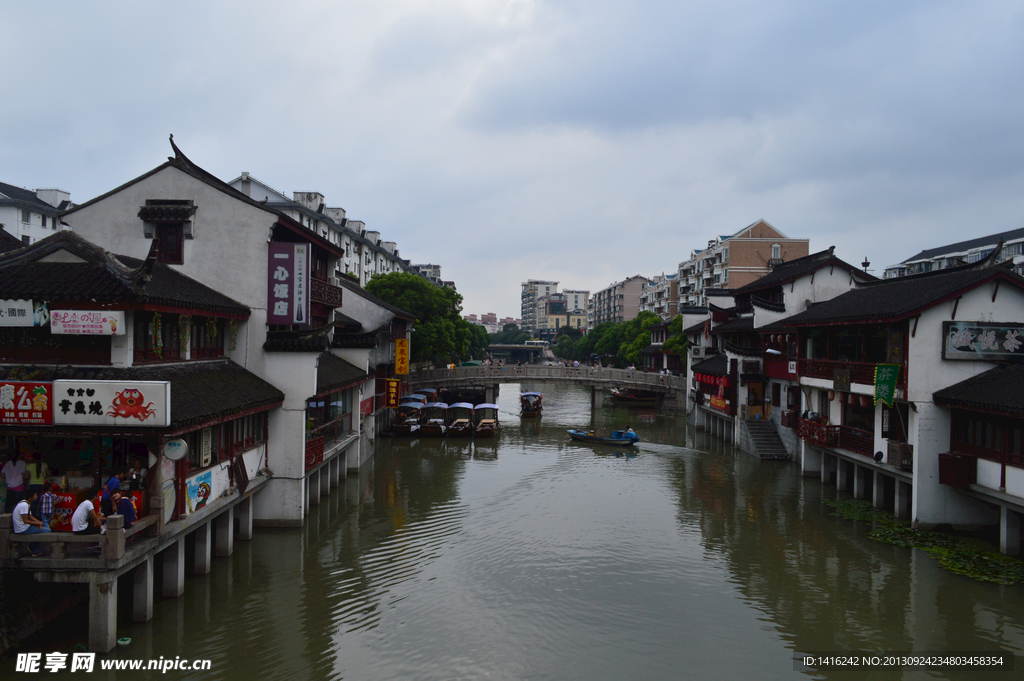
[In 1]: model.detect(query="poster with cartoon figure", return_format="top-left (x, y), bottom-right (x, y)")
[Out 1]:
top-left (185, 470), bottom-right (213, 515)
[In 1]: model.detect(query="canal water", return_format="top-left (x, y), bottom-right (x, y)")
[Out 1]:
top-left (33, 383), bottom-right (1024, 679)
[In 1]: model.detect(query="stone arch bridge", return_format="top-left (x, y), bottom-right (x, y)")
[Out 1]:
top-left (406, 365), bottom-right (687, 410)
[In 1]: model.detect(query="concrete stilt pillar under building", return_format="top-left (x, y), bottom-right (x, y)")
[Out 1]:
top-left (133, 556), bottom-right (153, 622)
top-left (802, 446), bottom-right (822, 478)
top-left (895, 480), bottom-right (911, 519)
top-left (320, 465), bottom-right (331, 497)
top-left (853, 465), bottom-right (867, 500)
top-left (820, 454), bottom-right (831, 485)
top-left (163, 538), bottom-right (185, 598)
top-left (237, 495), bottom-right (253, 541)
top-left (1000, 507), bottom-right (1020, 555)
top-left (872, 471), bottom-right (885, 509)
top-left (89, 579), bottom-right (117, 652)
top-left (194, 521), bottom-right (212, 575)
top-left (837, 459), bottom-right (848, 492)
top-left (214, 506), bottom-right (234, 557)
top-left (330, 456), bottom-right (341, 488)
top-left (310, 470), bottom-right (321, 506)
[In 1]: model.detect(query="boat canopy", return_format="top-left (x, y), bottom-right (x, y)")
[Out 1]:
top-left (402, 394), bottom-right (427, 402)
top-left (520, 392), bottom-right (542, 397)
top-left (398, 402), bottom-right (423, 410)
top-left (475, 404), bottom-right (499, 410)
top-left (424, 402), bottom-right (449, 409)
top-left (449, 402), bottom-right (474, 410)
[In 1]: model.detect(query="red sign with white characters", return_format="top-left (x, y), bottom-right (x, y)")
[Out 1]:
top-left (0, 381), bottom-right (53, 425)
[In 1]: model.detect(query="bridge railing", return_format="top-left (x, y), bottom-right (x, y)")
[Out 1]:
top-left (409, 365), bottom-right (685, 391)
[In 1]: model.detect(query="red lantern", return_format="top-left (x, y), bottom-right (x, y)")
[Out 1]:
top-left (860, 395), bottom-right (870, 408)
top-left (848, 393), bottom-right (856, 405)
top-left (828, 390), bottom-right (835, 401)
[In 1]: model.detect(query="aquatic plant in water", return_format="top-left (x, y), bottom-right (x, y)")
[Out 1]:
top-left (824, 498), bottom-right (1024, 585)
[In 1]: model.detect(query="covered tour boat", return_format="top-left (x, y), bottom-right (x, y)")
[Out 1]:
top-left (420, 402), bottom-right (450, 437)
top-left (520, 392), bottom-right (543, 417)
top-left (393, 402), bottom-right (423, 436)
top-left (473, 404), bottom-right (500, 437)
top-left (609, 388), bottom-right (658, 405)
top-left (448, 402), bottom-right (475, 437)
top-left (566, 429), bottom-right (639, 447)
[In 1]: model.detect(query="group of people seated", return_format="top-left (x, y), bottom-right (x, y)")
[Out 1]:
top-left (13, 471), bottom-right (139, 557)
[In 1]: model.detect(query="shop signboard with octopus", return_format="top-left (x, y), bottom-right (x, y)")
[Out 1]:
top-left (52, 380), bottom-right (170, 427)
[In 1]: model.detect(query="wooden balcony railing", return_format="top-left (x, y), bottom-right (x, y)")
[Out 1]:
top-left (305, 435), bottom-right (325, 470)
top-left (797, 358), bottom-right (906, 389)
top-left (798, 418), bottom-right (839, 448)
top-left (798, 419), bottom-right (875, 457)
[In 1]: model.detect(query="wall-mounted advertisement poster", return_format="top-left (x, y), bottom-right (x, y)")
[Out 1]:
top-left (0, 381), bottom-right (52, 425)
top-left (267, 243), bottom-right (311, 325)
top-left (0, 300), bottom-right (49, 327)
top-left (50, 310), bottom-right (125, 335)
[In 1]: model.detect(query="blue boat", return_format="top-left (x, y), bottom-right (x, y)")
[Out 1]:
top-left (566, 429), bottom-right (639, 447)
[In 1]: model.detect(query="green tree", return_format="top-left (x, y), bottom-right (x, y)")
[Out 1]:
top-left (489, 323), bottom-right (530, 345)
top-left (366, 272), bottom-right (472, 364)
top-left (619, 311), bottom-right (661, 365)
top-left (661, 314), bottom-right (689, 358)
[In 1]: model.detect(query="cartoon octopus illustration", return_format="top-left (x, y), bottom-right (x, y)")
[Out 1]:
top-left (108, 388), bottom-right (157, 421)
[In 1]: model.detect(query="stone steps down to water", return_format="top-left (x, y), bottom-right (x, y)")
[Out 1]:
top-left (744, 419), bottom-right (790, 461)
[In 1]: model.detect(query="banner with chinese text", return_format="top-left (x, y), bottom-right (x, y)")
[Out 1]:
top-left (0, 300), bottom-right (49, 327)
top-left (943, 322), bottom-right (1024, 361)
top-left (267, 243), bottom-right (311, 325)
top-left (53, 380), bottom-right (170, 427)
top-left (873, 364), bottom-right (900, 407)
top-left (0, 381), bottom-right (53, 425)
top-left (385, 379), bottom-right (401, 408)
top-left (395, 338), bottom-right (410, 374)
top-left (51, 310), bottom-right (124, 335)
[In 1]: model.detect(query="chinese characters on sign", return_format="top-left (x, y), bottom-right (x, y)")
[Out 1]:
top-left (52, 380), bottom-right (170, 427)
top-left (709, 396), bottom-right (727, 411)
top-left (50, 310), bottom-right (125, 335)
top-left (0, 299), bottom-right (49, 327)
top-left (385, 379), bottom-right (401, 408)
top-left (395, 338), bottom-right (409, 375)
top-left (267, 243), bottom-right (311, 326)
top-left (943, 321), bottom-right (1024, 361)
top-left (0, 381), bottom-right (53, 425)
top-left (874, 364), bottom-right (900, 407)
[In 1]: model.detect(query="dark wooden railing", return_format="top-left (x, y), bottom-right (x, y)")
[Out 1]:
top-left (798, 358), bottom-right (906, 389)
top-left (798, 418), bottom-right (839, 447)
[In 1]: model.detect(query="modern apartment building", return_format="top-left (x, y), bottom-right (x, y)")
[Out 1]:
top-left (678, 220), bottom-right (809, 307)
top-left (0, 181), bottom-right (73, 245)
top-left (883, 227), bottom-right (1024, 279)
top-left (521, 280), bottom-right (559, 334)
top-left (587, 275), bottom-right (652, 328)
top-left (638, 274), bottom-right (680, 320)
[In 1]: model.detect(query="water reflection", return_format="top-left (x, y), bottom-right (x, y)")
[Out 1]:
top-left (74, 382), bottom-right (1024, 680)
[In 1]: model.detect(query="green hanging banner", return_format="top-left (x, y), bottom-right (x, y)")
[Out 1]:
top-left (874, 363), bottom-right (900, 407)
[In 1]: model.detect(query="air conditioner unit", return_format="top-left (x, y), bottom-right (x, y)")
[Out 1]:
top-left (887, 441), bottom-right (913, 471)
top-left (691, 346), bottom-right (705, 359)
top-left (329, 276), bottom-right (342, 287)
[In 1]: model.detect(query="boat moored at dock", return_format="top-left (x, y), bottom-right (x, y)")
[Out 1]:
top-left (448, 402), bottom-right (475, 437)
top-left (421, 402), bottom-right (450, 437)
top-left (473, 404), bottom-right (500, 437)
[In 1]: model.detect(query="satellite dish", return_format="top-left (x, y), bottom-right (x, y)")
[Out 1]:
top-left (163, 438), bottom-right (188, 461)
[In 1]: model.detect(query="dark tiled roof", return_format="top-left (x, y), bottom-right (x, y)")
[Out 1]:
top-left (901, 226), bottom-right (1024, 263)
top-left (0, 182), bottom-right (63, 214)
top-left (933, 364), bottom-right (1024, 417)
top-left (691, 353), bottom-right (728, 375)
top-left (731, 247), bottom-right (874, 296)
top-left (713, 316), bottom-right (754, 332)
top-left (316, 352), bottom-right (368, 396)
top-left (0, 232), bottom-right (249, 317)
top-left (684, 320), bottom-right (708, 335)
top-left (0, 360), bottom-right (283, 429)
top-left (264, 335), bottom-right (330, 352)
top-left (0, 227), bottom-right (24, 254)
top-left (777, 264), bottom-right (1024, 326)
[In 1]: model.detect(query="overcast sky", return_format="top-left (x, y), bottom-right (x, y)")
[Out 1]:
top-left (4, 1), bottom-right (1023, 319)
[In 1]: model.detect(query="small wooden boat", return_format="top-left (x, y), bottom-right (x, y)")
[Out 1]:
top-left (609, 388), bottom-right (658, 405)
top-left (473, 404), bottom-right (500, 437)
top-left (415, 388), bottom-right (439, 402)
top-left (447, 402), bottom-right (475, 437)
top-left (401, 394), bottom-right (427, 404)
top-left (566, 429), bottom-right (639, 446)
top-left (420, 402), bottom-right (449, 437)
top-left (520, 392), bottom-right (543, 417)
top-left (393, 403), bottom-right (423, 436)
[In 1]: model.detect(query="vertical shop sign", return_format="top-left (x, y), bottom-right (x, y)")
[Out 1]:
top-left (267, 242), bottom-right (311, 325)
top-left (395, 338), bottom-right (410, 374)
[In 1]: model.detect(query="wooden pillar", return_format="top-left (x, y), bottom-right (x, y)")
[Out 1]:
top-left (162, 538), bottom-right (185, 598)
top-left (133, 556), bottom-right (153, 622)
top-left (214, 506), bottom-right (234, 557)
top-left (1000, 507), bottom-right (1020, 555)
top-left (237, 495), bottom-right (253, 541)
top-left (89, 579), bottom-right (117, 652)
top-left (193, 521), bottom-right (211, 575)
